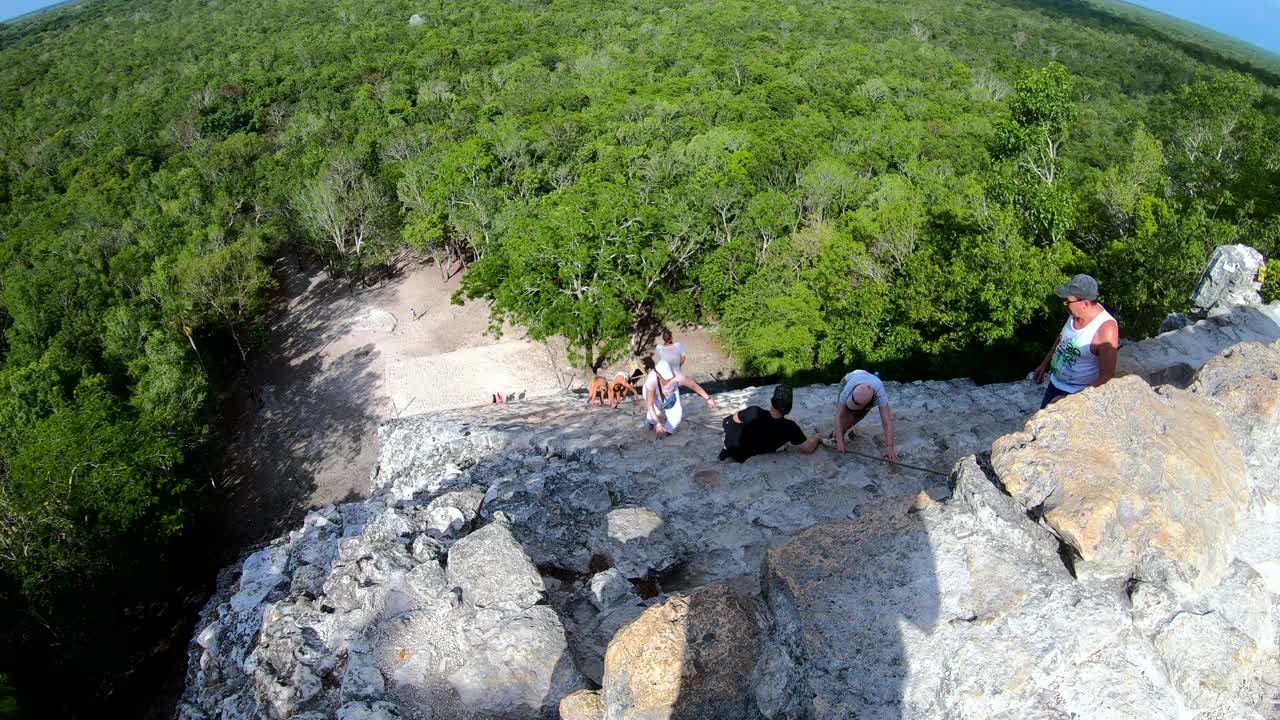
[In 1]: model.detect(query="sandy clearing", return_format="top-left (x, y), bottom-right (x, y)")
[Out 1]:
top-left (215, 258), bottom-right (736, 549)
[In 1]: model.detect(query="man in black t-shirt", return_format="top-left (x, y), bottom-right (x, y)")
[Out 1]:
top-left (719, 385), bottom-right (822, 463)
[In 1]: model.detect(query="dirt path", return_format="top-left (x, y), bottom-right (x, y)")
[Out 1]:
top-left (215, 259), bottom-right (736, 549)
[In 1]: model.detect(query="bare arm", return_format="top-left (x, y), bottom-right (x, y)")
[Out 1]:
top-left (798, 436), bottom-right (821, 454)
top-left (1034, 335), bottom-right (1062, 384)
top-left (678, 375), bottom-right (717, 409)
top-left (833, 404), bottom-right (849, 453)
top-left (1090, 320), bottom-right (1119, 386)
top-left (878, 404), bottom-right (897, 464)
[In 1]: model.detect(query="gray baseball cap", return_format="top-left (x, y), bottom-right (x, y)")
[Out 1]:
top-left (1055, 274), bottom-right (1099, 301)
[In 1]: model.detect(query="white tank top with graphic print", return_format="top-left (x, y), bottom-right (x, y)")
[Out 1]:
top-left (1049, 308), bottom-right (1116, 393)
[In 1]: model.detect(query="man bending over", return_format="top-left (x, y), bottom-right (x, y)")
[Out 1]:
top-left (720, 385), bottom-right (821, 462)
top-left (833, 369), bottom-right (897, 464)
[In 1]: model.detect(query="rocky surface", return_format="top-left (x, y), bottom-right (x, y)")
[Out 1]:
top-left (1189, 340), bottom-right (1280, 505)
top-left (601, 584), bottom-right (760, 720)
top-left (760, 459), bottom-right (1184, 719)
top-left (1119, 301), bottom-right (1280, 387)
top-left (181, 292), bottom-right (1280, 719)
top-left (1191, 244), bottom-right (1266, 316)
top-left (992, 375), bottom-right (1247, 591)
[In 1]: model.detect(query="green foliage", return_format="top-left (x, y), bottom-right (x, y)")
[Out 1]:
top-left (295, 154), bottom-right (398, 277)
top-left (720, 204), bottom-right (1071, 382)
top-left (1082, 0), bottom-right (1280, 77)
top-left (993, 63), bottom-right (1079, 174)
top-left (0, 376), bottom-right (189, 603)
top-left (1155, 72), bottom-right (1264, 204)
top-left (1, 0), bottom-right (1279, 711)
top-left (0, 673), bottom-right (15, 720)
top-left (991, 63), bottom-right (1080, 243)
top-left (1093, 124), bottom-right (1166, 237)
top-left (130, 333), bottom-right (210, 435)
top-left (196, 101), bottom-right (254, 137)
top-left (1264, 259), bottom-right (1280, 304)
top-left (458, 182), bottom-right (679, 370)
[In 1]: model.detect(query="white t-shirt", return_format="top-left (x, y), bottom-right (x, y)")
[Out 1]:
top-left (655, 341), bottom-right (685, 368)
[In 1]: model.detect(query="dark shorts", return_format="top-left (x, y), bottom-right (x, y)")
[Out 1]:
top-left (720, 415), bottom-right (747, 462)
top-left (1040, 380), bottom-right (1074, 409)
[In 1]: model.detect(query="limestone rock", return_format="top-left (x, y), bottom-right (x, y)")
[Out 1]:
top-left (363, 507), bottom-right (413, 543)
top-left (1188, 340), bottom-right (1280, 502)
top-left (1160, 311), bottom-right (1190, 333)
top-left (342, 652), bottom-right (386, 702)
top-left (446, 521), bottom-right (543, 609)
top-left (570, 598), bottom-right (647, 686)
top-left (591, 507), bottom-right (689, 580)
top-left (991, 376), bottom-right (1248, 590)
top-left (447, 605), bottom-right (585, 717)
top-left (376, 416), bottom-right (508, 500)
top-left (180, 311), bottom-right (1280, 720)
top-left (480, 467), bottom-right (612, 574)
top-left (758, 460), bottom-right (1186, 719)
top-left (335, 701), bottom-right (403, 720)
top-left (560, 689), bottom-right (605, 720)
top-left (426, 485), bottom-right (486, 525)
top-left (1115, 304), bottom-right (1280, 388)
top-left (560, 568), bottom-right (647, 684)
top-left (1191, 244), bottom-right (1265, 316)
top-left (230, 544), bottom-right (290, 616)
top-left (424, 505), bottom-right (466, 538)
top-left (601, 584), bottom-right (761, 720)
top-left (1155, 611), bottom-right (1260, 709)
top-left (588, 568), bottom-right (637, 611)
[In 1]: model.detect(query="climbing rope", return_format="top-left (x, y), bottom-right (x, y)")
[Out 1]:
top-left (822, 443), bottom-right (951, 478)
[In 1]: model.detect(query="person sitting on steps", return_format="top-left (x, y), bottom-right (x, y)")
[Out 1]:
top-left (719, 385), bottom-right (822, 462)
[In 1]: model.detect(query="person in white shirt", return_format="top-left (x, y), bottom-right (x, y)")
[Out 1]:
top-left (643, 360), bottom-right (715, 438)
top-left (1032, 274), bottom-right (1119, 409)
top-left (655, 328), bottom-right (686, 370)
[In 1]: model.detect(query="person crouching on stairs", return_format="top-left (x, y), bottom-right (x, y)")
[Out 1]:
top-left (643, 360), bottom-right (715, 438)
top-left (587, 359), bottom-right (650, 409)
top-left (833, 369), bottom-right (897, 464)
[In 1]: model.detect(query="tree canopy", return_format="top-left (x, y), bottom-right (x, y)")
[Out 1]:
top-left (1, 0), bottom-right (1278, 714)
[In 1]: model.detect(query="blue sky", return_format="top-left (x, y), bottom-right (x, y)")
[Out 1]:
top-left (1125, 0), bottom-right (1280, 54)
top-left (0, 0), bottom-right (1277, 55)
top-left (1, 0), bottom-right (67, 22)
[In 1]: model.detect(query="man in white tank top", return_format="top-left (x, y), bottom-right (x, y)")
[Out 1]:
top-left (1032, 274), bottom-right (1119, 409)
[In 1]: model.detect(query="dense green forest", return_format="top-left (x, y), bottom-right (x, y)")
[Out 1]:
top-left (1084, 0), bottom-right (1280, 76)
top-left (1, 0), bottom-right (1278, 714)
